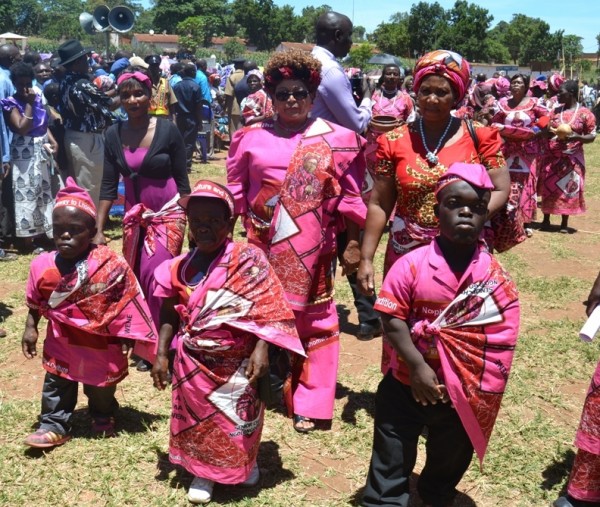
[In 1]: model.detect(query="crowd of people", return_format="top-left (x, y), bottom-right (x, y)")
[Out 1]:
top-left (3, 8), bottom-right (600, 507)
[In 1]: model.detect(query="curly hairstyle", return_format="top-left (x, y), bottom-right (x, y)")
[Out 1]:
top-left (509, 73), bottom-right (530, 89)
top-left (263, 50), bottom-right (322, 95)
top-left (9, 61), bottom-right (34, 83)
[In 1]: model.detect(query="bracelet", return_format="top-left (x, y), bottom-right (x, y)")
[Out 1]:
top-left (23, 114), bottom-right (33, 120)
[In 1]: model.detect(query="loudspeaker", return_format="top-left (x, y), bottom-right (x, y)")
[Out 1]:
top-left (79, 12), bottom-right (96, 35)
top-left (108, 6), bottom-right (134, 33)
top-left (92, 5), bottom-right (111, 32)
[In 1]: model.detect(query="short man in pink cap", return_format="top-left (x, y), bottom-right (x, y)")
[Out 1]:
top-left (363, 163), bottom-right (520, 507)
top-left (22, 177), bottom-right (157, 448)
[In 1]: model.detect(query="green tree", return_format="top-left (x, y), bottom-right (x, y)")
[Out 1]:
top-left (291, 4), bottom-right (331, 43)
top-left (495, 14), bottom-right (556, 65)
top-left (349, 42), bottom-right (374, 68)
top-left (485, 37), bottom-right (511, 63)
top-left (407, 2), bottom-right (446, 55)
top-left (0, 0), bottom-right (43, 36)
top-left (353, 25), bottom-right (366, 42)
top-left (231, 0), bottom-right (283, 50)
top-left (223, 37), bottom-right (245, 60)
top-left (177, 16), bottom-right (206, 54)
top-left (563, 34), bottom-right (583, 77)
top-left (153, 0), bottom-right (231, 38)
top-left (369, 17), bottom-right (410, 58)
top-left (436, 1), bottom-right (492, 62)
top-left (40, 0), bottom-right (86, 40)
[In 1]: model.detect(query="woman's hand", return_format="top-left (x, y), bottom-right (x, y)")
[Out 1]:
top-left (92, 230), bottom-right (107, 245)
top-left (151, 353), bottom-right (170, 390)
top-left (585, 272), bottom-right (600, 316)
top-left (24, 87), bottom-right (37, 105)
top-left (120, 338), bottom-right (134, 357)
top-left (341, 239), bottom-right (360, 275)
top-left (409, 363), bottom-right (444, 406)
top-left (357, 258), bottom-right (375, 296)
top-left (246, 340), bottom-right (269, 384)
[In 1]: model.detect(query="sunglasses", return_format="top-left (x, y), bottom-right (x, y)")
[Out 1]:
top-left (274, 89), bottom-right (309, 102)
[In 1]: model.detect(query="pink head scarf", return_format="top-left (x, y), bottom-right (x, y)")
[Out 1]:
top-left (548, 73), bottom-right (565, 93)
top-left (435, 163), bottom-right (494, 200)
top-left (54, 177), bottom-right (97, 219)
top-left (178, 180), bottom-right (235, 216)
top-left (413, 50), bottom-right (471, 103)
top-left (117, 71), bottom-right (152, 92)
top-left (494, 77), bottom-right (510, 98)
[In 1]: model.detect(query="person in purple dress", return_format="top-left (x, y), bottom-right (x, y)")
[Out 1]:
top-left (95, 71), bottom-right (190, 370)
top-left (1, 62), bottom-right (58, 252)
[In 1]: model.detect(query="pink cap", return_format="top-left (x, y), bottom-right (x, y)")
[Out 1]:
top-left (435, 163), bottom-right (494, 199)
top-left (178, 180), bottom-right (235, 216)
top-left (54, 177), bottom-right (97, 218)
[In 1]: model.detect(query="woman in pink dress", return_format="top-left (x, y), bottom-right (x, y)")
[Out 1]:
top-left (491, 73), bottom-right (548, 236)
top-left (240, 70), bottom-right (273, 126)
top-left (539, 80), bottom-right (596, 233)
top-left (95, 71), bottom-right (190, 368)
top-left (227, 49), bottom-right (367, 433)
top-left (364, 64), bottom-right (414, 198)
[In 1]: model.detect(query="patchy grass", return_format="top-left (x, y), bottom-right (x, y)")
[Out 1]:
top-left (3, 145), bottom-right (600, 506)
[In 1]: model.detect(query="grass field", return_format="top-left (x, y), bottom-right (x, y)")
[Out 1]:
top-left (1, 146), bottom-right (600, 506)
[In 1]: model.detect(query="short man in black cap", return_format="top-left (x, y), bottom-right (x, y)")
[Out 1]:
top-left (145, 54), bottom-right (177, 119)
top-left (57, 39), bottom-right (118, 204)
top-left (223, 57), bottom-right (245, 138)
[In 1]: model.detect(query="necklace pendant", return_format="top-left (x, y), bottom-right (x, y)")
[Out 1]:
top-left (426, 152), bottom-right (438, 165)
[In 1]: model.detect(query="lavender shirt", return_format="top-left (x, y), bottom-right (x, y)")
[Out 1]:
top-left (1, 95), bottom-right (48, 138)
top-left (310, 46), bottom-right (371, 133)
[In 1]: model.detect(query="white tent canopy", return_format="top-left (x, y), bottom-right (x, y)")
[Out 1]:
top-left (0, 33), bottom-right (27, 51)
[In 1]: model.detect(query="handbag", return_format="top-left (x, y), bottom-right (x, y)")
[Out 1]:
top-left (464, 119), bottom-right (526, 253)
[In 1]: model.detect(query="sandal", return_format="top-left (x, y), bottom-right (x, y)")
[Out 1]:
top-left (92, 416), bottom-right (116, 437)
top-left (24, 428), bottom-right (71, 448)
top-left (293, 414), bottom-right (316, 433)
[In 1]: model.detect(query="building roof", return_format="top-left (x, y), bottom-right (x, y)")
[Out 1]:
top-left (211, 36), bottom-right (248, 45)
top-left (132, 33), bottom-right (179, 43)
top-left (277, 42), bottom-right (315, 52)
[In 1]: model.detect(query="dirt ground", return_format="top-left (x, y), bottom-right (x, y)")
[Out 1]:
top-left (2, 149), bottom-right (600, 506)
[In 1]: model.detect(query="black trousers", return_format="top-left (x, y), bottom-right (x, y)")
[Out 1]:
top-left (362, 373), bottom-right (474, 507)
top-left (39, 372), bottom-right (119, 435)
top-left (176, 115), bottom-right (199, 171)
top-left (336, 230), bottom-right (379, 324)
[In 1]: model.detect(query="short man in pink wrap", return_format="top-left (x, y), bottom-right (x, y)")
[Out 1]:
top-left (362, 163), bottom-right (520, 507)
top-left (22, 177), bottom-right (157, 448)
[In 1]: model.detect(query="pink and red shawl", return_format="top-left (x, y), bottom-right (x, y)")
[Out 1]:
top-left (122, 194), bottom-right (186, 269)
top-left (268, 118), bottom-right (367, 309)
top-left (376, 242), bottom-right (520, 463)
top-left (156, 240), bottom-right (303, 483)
top-left (26, 245), bottom-right (157, 386)
top-left (567, 360), bottom-right (600, 502)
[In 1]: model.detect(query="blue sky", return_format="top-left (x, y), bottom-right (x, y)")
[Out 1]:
top-left (139, 0), bottom-right (599, 54)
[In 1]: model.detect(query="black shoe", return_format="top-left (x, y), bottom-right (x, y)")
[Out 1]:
top-left (553, 495), bottom-right (594, 507)
top-left (356, 320), bottom-right (383, 341)
top-left (136, 359), bottom-right (152, 372)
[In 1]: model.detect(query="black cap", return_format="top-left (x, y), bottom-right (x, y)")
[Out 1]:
top-left (144, 54), bottom-right (161, 66)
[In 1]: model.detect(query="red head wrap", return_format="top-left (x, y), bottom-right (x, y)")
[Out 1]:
top-left (413, 50), bottom-right (471, 104)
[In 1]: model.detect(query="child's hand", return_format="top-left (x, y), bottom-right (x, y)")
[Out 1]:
top-left (22, 328), bottom-right (39, 359)
top-left (120, 338), bottom-right (134, 357)
top-left (409, 363), bottom-right (444, 406)
top-left (151, 353), bottom-right (170, 391)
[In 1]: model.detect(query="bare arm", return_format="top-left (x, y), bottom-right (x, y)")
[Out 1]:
top-left (487, 164), bottom-right (510, 218)
top-left (22, 308), bottom-right (41, 359)
top-left (382, 314), bottom-right (446, 406)
top-left (357, 175), bottom-right (397, 295)
top-left (151, 296), bottom-right (180, 390)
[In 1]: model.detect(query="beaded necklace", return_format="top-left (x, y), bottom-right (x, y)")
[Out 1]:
top-left (559, 102), bottom-right (579, 125)
top-left (418, 116), bottom-right (454, 165)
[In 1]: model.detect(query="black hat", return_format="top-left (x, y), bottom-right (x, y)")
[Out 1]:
top-left (231, 57), bottom-right (245, 64)
top-left (57, 40), bottom-right (88, 66)
top-left (145, 54), bottom-right (161, 66)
